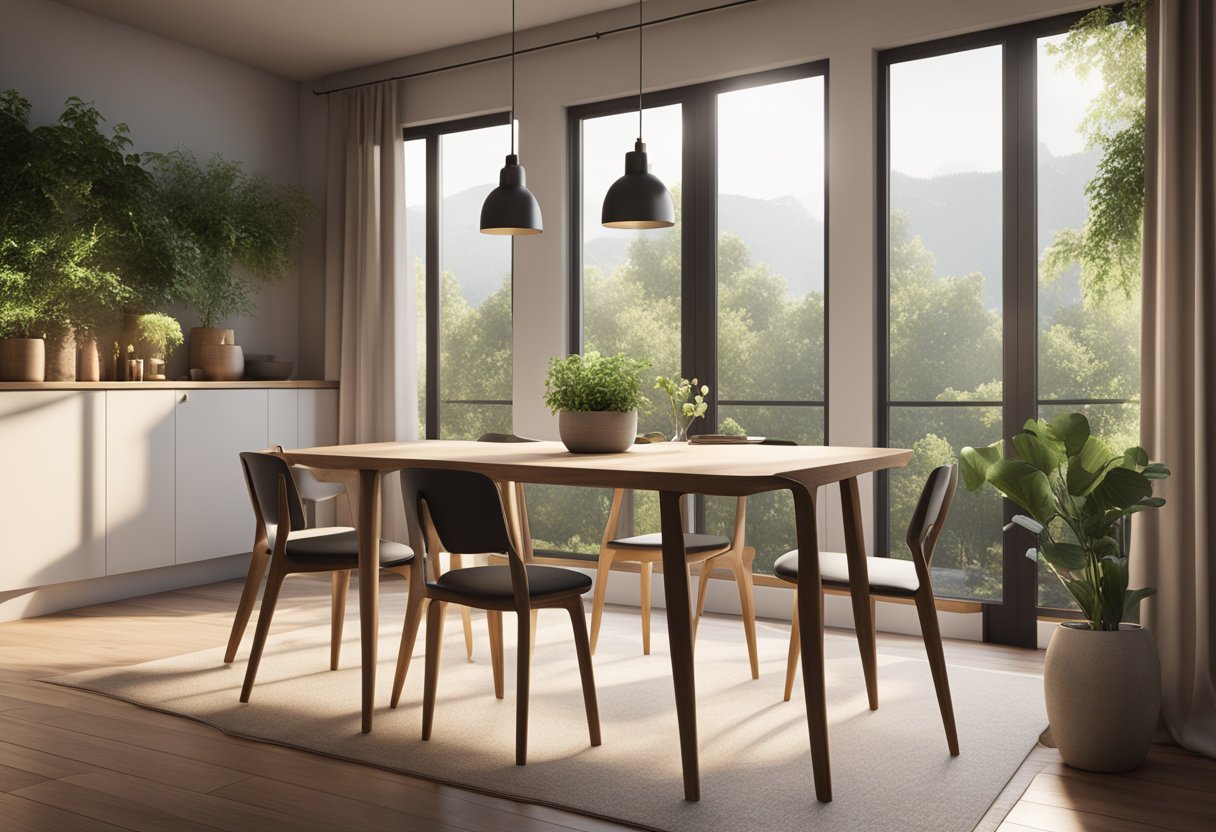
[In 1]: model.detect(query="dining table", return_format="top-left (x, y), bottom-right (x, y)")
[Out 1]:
top-left (280, 439), bottom-right (912, 803)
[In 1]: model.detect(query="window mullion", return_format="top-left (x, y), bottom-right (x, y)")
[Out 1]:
top-left (425, 134), bottom-right (442, 440)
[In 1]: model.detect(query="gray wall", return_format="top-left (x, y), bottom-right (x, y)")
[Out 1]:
top-left (1, 0), bottom-right (304, 373)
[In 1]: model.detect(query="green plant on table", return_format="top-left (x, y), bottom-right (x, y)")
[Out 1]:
top-left (543, 351), bottom-right (651, 413)
top-left (960, 412), bottom-right (1169, 631)
top-left (136, 312), bottom-right (183, 359)
top-left (655, 375), bottom-right (709, 439)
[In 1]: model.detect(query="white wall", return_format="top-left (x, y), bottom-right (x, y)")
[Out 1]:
top-left (0, 0), bottom-right (304, 374)
top-left (300, 0), bottom-right (1093, 637)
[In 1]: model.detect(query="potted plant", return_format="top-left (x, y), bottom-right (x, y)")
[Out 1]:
top-left (136, 313), bottom-right (183, 380)
top-left (146, 148), bottom-right (312, 373)
top-left (655, 375), bottom-right (709, 441)
top-left (544, 351), bottom-right (650, 453)
top-left (961, 413), bottom-right (1169, 772)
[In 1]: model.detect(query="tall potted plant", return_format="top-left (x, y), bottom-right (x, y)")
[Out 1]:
top-left (961, 413), bottom-right (1169, 771)
top-left (146, 148), bottom-right (312, 373)
top-left (544, 351), bottom-right (650, 453)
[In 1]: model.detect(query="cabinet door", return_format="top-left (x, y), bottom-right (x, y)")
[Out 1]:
top-left (267, 388), bottom-right (298, 450)
top-left (298, 389), bottom-right (338, 447)
top-left (106, 390), bottom-right (177, 575)
top-left (0, 392), bottom-right (106, 589)
top-left (175, 389), bottom-right (268, 564)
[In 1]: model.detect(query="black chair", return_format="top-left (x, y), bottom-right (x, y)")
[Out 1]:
top-left (392, 467), bottom-right (600, 765)
top-left (234, 451), bottom-right (417, 705)
top-left (776, 464), bottom-right (960, 755)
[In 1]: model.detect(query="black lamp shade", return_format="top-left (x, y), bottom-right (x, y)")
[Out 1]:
top-left (601, 140), bottom-right (675, 229)
top-left (480, 154), bottom-right (543, 235)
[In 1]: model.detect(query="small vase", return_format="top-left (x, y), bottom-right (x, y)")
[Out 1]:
top-left (672, 423), bottom-right (690, 442)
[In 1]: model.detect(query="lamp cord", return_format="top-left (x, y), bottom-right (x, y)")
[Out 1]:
top-left (511, 0), bottom-right (516, 155)
top-left (637, 0), bottom-right (643, 141)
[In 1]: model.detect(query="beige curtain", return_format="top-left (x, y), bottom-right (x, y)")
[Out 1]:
top-left (324, 80), bottom-right (416, 542)
top-left (1132, 0), bottom-right (1216, 758)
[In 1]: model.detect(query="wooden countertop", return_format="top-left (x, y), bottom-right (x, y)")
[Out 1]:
top-left (0, 380), bottom-right (339, 390)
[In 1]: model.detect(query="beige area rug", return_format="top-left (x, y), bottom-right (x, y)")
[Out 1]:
top-left (46, 601), bottom-right (1045, 832)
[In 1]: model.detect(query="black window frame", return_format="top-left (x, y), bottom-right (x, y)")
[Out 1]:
top-left (404, 111), bottom-right (513, 440)
top-left (567, 61), bottom-right (831, 444)
top-left (876, 7), bottom-right (1138, 647)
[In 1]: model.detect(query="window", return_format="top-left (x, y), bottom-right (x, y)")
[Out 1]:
top-left (527, 64), bottom-right (827, 572)
top-left (879, 11), bottom-right (1145, 644)
top-left (405, 114), bottom-right (514, 440)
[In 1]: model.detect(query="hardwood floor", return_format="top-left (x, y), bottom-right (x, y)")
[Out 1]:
top-left (0, 576), bottom-right (1211, 831)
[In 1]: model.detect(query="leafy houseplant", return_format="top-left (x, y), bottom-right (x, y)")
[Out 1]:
top-left (655, 375), bottom-right (709, 441)
top-left (146, 148), bottom-right (312, 364)
top-left (544, 351), bottom-right (650, 453)
top-left (960, 412), bottom-right (1168, 630)
top-left (961, 412), bottom-right (1168, 771)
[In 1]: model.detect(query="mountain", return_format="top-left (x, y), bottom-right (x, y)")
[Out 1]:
top-left (409, 146), bottom-right (1098, 309)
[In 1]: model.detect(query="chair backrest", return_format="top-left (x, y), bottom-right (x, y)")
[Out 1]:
top-left (239, 451), bottom-right (307, 538)
top-left (399, 467), bottom-right (517, 561)
top-left (905, 464), bottom-right (958, 567)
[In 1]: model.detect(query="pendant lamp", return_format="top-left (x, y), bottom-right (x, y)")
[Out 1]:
top-left (602, 0), bottom-right (674, 229)
top-left (481, 0), bottom-right (542, 235)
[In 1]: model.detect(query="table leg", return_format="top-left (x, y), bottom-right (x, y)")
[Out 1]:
top-left (792, 484), bottom-right (832, 802)
top-left (357, 469), bottom-right (382, 734)
top-left (840, 476), bottom-right (878, 711)
top-left (658, 490), bottom-right (699, 801)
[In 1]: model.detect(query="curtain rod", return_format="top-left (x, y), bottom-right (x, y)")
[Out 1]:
top-left (311, 0), bottom-right (765, 96)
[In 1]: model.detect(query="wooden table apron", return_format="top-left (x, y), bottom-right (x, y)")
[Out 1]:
top-left (280, 440), bottom-right (912, 803)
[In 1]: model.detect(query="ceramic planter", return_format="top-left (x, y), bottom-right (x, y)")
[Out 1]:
top-left (45, 327), bottom-right (76, 382)
top-left (188, 327), bottom-right (235, 372)
top-left (76, 334), bottom-right (100, 382)
top-left (0, 338), bottom-right (46, 382)
top-left (558, 409), bottom-right (637, 453)
top-left (199, 343), bottom-right (245, 381)
top-left (1044, 622), bottom-right (1161, 772)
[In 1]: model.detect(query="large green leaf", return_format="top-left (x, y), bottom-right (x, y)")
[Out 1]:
top-left (1063, 578), bottom-right (1098, 623)
top-left (1122, 446), bottom-right (1149, 470)
top-left (1047, 412), bottom-right (1091, 457)
top-left (1143, 462), bottom-right (1171, 480)
top-left (987, 459), bottom-right (1058, 525)
top-left (1079, 435), bottom-right (1118, 474)
top-left (1124, 587), bottom-right (1156, 618)
top-left (1098, 556), bottom-right (1130, 629)
top-left (1013, 431), bottom-right (1065, 474)
top-left (1093, 466), bottom-right (1153, 511)
top-left (1040, 539), bottom-right (1087, 572)
top-left (1066, 454), bottom-right (1105, 497)
top-left (960, 442), bottom-right (1003, 492)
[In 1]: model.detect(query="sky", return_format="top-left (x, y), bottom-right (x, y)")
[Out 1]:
top-left (406, 32), bottom-right (1102, 233)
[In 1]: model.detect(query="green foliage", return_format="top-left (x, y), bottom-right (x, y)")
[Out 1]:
top-left (961, 412), bottom-right (1168, 629)
top-left (136, 312), bottom-right (183, 359)
top-left (146, 148), bottom-right (313, 327)
top-left (543, 351), bottom-right (651, 414)
top-left (654, 375), bottom-right (709, 438)
top-left (0, 91), bottom-right (165, 336)
top-left (1040, 1), bottom-right (1147, 301)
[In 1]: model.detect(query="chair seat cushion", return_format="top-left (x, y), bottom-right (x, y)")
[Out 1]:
top-left (433, 565), bottom-right (592, 601)
top-left (773, 549), bottom-right (920, 596)
top-left (608, 532), bottom-right (731, 554)
top-left (285, 527), bottom-right (414, 568)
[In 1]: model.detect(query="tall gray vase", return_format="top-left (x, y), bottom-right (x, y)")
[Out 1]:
top-left (1044, 622), bottom-right (1161, 772)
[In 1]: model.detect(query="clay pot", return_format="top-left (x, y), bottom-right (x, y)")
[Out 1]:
top-left (76, 334), bottom-right (101, 382)
top-left (1044, 622), bottom-right (1161, 772)
top-left (199, 343), bottom-right (245, 381)
top-left (45, 327), bottom-right (76, 382)
top-left (558, 409), bottom-right (638, 453)
top-left (0, 338), bottom-right (46, 382)
top-left (189, 327), bottom-right (235, 371)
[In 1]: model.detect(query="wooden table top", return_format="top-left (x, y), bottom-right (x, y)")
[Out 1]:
top-left (282, 440), bottom-right (912, 496)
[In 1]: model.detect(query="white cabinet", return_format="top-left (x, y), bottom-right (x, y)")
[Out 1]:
top-left (298, 388), bottom-right (339, 447)
top-left (174, 389), bottom-right (269, 565)
top-left (106, 390), bottom-right (176, 575)
top-left (268, 388), bottom-right (299, 449)
top-left (0, 392), bottom-right (106, 590)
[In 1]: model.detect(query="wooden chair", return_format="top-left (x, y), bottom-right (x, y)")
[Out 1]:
top-left (232, 451), bottom-right (419, 706)
top-left (224, 447), bottom-right (358, 671)
top-left (392, 467), bottom-right (600, 765)
top-left (777, 464), bottom-right (960, 756)
top-left (589, 489), bottom-right (761, 676)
